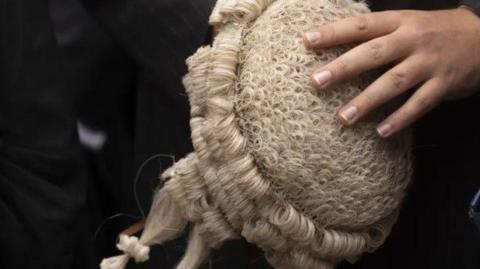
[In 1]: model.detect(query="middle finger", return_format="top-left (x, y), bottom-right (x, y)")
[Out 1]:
top-left (337, 56), bottom-right (431, 124)
top-left (311, 34), bottom-right (411, 89)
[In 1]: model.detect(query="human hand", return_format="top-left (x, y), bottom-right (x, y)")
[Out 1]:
top-left (304, 8), bottom-right (480, 137)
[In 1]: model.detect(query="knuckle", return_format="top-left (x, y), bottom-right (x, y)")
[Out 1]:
top-left (400, 25), bottom-right (425, 42)
top-left (405, 24), bottom-right (438, 46)
top-left (334, 58), bottom-right (349, 74)
top-left (353, 15), bottom-right (369, 32)
top-left (414, 95), bottom-right (435, 112)
top-left (444, 72), bottom-right (459, 87)
top-left (387, 71), bottom-right (407, 91)
top-left (382, 10), bottom-right (404, 23)
top-left (419, 52), bottom-right (437, 68)
top-left (359, 91), bottom-right (377, 108)
top-left (366, 41), bottom-right (384, 62)
top-left (323, 24), bottom-right (337, 43)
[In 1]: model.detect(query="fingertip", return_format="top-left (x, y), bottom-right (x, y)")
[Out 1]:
top-left (376, 122), bottom-right (393, 138)
top-left (310, 76), bottom-right (320, 90)
top-left (303, 31), bottom-right (321, 48)
top-left (338, 105), bottom-right (359, 125)
top-left (303, 34), bottom-right (312, 48)
top-left (337, 113), bottom-right (352, 126)
top-left (312, 70), bottom-right (332, 89)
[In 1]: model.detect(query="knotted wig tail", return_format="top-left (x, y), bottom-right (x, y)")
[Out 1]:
top-left (100, 186), bottom-right (187, 269)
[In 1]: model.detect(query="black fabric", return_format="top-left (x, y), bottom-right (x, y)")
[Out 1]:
top-left (78, 0), bottom-right (213, 207)
top-left (0, 0), bottom-right (89, 268)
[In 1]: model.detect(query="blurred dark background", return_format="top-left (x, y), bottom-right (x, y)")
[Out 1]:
top-left (0, 0), bottom-right (479, 268)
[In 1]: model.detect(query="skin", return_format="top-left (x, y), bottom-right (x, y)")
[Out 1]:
top-left (303, 8), bottom-right (480, 138)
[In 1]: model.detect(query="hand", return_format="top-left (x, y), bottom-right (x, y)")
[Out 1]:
top-left (304, 8), bottom-right (480, 137)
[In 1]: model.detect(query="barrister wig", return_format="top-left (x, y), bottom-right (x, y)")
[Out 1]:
top-left (101, 0), bottom-right (412, 268)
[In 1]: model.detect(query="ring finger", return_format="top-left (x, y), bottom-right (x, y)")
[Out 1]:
top-left (376, 78), bottom-right (446, 137)
top-left (337, 56), bottom-right (431, 124)
top-left (311, 34), bottom-right (411, 90)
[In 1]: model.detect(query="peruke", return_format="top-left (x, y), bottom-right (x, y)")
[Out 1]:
top-left (101, 0), bottom-right (412, 268)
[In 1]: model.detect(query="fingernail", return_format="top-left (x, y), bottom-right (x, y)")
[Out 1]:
top-left (377, 123), bottom-right (392, 137)
top-left (313, 70), bottom-right (332, 88)
top-left (339, 106), bottom-right (358, 123)
top-left (304, 31), bottom-right (321, 45)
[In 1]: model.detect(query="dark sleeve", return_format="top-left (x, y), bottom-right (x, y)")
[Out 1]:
top-left (78, 0), bottom-right (217, 219)
top-left (80, 0), bottom-right (215, 89)
top-left (0, 0), bottom-right (88, 268)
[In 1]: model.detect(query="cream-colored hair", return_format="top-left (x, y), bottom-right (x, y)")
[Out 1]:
top-left (101, 0), bottom-right (412, 268)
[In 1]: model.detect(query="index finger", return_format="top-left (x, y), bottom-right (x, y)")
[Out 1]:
top-left (303, 11), bottom-right (402, 49)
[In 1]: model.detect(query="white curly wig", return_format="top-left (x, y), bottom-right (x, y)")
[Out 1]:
top-left (101, 0), bottom-right (412, 268)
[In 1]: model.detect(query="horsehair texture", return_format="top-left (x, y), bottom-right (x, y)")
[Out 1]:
top-left (100, 0), bottom-right (413, 268)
